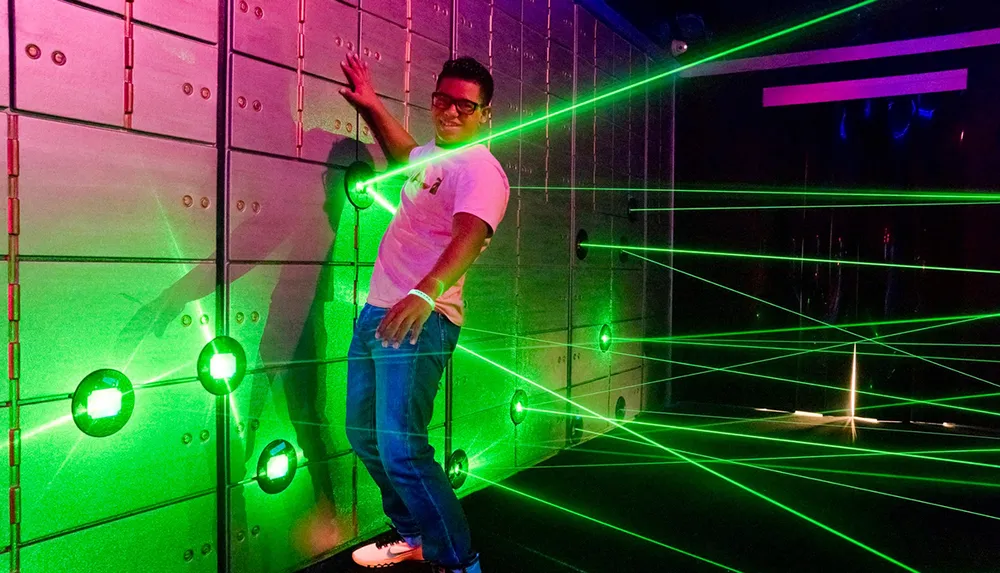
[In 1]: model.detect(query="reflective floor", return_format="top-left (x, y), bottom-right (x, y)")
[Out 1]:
top-left (311, 404), bottom-right (1000, 572)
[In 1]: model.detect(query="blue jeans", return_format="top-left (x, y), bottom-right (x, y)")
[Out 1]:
top-left (345, 303), bottom-right (477, 569)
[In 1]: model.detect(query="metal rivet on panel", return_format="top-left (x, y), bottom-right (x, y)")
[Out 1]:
top-left (236, 531), bottom-right (246, 542)
top-left (363, 48), bottom-right (370, 56)
top-left (201, 543), bottom-right (212, 555)
top-left (52, 51), bottom-right (66, 66)
top-left (335, 37), bottom-right (342, 47)
top-left (362, 126), bottom-right (370, 136)
top-left (184, 549), bottom-right (194, 562)
top-left (250, 419), bottom-right (260, 431)
top-left (182, 432), bottom-right (193, 444)
top-left (250, 311), bottom-right (260, 323)
top-left (200, 314), bottom-right (210, 325)
top-left (26, 44), bottom-right (41, 59)
top-left (375, 52), bottom-right (381, 61)
top-left (235, 312), bottom-right (245, 324)
top-left (252, 100), bottom-right (262, 112)
top-left (347, 41), bottom-right (354, 51)
top-left (254, 6), bottom-right (263, 18)
top-left (200, 197), bottom-right (211, 208)
top-left (346, 123), bottom-right (353, 133)
top-left (236, 200), bottom-right (246, 211)
top-left (181, 315), bottom-right (192, 326)
top-left (334, 119), bottom-right (342, 129)
top-left (200, 429), bottom-right (210, 442)
top-left (239, 0), bottom-right (248, 12)
top-left (237, 422), bottom-right (246, 434)
top-left (201, 87), bottom-right (211, 100)
top-left (251, 201), bottom-right (261, 213)
top-left (183, 83), bottom-right (194, 95)
top-left (251, 525), bottom-right (261, 536)
top-left (237, 96), bottom-right (247, 108)
top-left (182, 195), bottom-right (194, 207)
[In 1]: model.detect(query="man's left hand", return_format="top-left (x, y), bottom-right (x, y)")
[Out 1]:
top-left (376, 294), bottom-right (435, 348)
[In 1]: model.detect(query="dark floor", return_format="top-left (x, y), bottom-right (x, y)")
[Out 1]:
top-left (307, 404), bottom-right (1000, 573)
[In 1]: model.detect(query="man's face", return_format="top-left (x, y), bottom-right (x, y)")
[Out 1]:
top-left (431, 77), bottom-right (490, 145)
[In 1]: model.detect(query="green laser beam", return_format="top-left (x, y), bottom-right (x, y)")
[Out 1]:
top-left (463, 472), bottom-right (743, 572)
top-left (629, 252), bottom-right (1000, 391)
top-left (701, 339), bottom-right (1000, 349)
top-left (465, 314), bottom-right (1000, 419)
top-left (757, 463), bottom-right (1000, 490)
top-left (360, 0), bottom-right (881, 190)
top-left (666, 339), bottom-right (1000, 365)
top-left (525, 407), bottom-right (1000, 471)
top-left (521, 427), bottom-right (1000, 470)
top-left (624, 407), bottom-right (1000, 442)
top-left (677, 447), bottom-right (1000, 523)
top-left (515, 185), bottom-right (1000, 201)
top-left (621, 311), bottom-right (1000, 342)
top-left (633, 201), bottom-right (1000, 212)
top-left (459, 340), bottom-right (926, 572)
top-left (588, 244), bottom-right (1000, 276)
top-left (564, 335), bottom-right (1000, 419)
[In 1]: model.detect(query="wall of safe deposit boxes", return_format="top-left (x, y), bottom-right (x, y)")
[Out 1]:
top-left (0, 0), bottom-right (671, 571)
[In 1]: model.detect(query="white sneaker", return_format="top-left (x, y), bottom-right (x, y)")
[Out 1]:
top-left (351, 528), bottom-right (424, 568)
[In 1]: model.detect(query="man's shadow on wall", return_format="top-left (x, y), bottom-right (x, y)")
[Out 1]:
top-left (119, 136), bottom-right (372, 569)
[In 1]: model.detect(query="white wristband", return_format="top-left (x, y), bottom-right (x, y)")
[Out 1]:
top-left (408, 289), bottom-right (436, 310)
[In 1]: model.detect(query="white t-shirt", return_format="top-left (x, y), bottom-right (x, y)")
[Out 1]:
top-left (367, 141), bottom-right (511, 327)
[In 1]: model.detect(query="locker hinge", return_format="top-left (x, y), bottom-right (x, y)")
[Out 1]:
top-left (7, 429), bottom-right (18, 469)
top-left (6, 111), bottom-right (19, 571)
top-left (295, 0), bottom-right (306, 157)
top-left (123, 3), bottom-right (135, 127)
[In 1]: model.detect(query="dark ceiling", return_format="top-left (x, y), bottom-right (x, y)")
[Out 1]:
top-left (607, 0), bottom-right (1000, 57)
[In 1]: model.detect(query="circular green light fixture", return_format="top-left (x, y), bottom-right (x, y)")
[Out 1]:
top-left (197, 336), bottom-right (247, 395)
top-left (615, 396), bottom-right (627, 421)
top-left (575, 229), bottom-right (589, 260)
top-left (446, 449), bottom-right (469, 490)
top-left (256, 439), bottom-right (298, 494)
top-left (599, 324), bottom-right (613, 353)
top-left (509, 390), bottom-right (528, 425)
top-left (72, 369), bottom-right (136, 437)
top-left (345, 160), bottom-right (376, 210)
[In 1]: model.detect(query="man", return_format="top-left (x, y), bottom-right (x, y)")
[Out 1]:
top-left (339, 53), bottom-right (509, 573)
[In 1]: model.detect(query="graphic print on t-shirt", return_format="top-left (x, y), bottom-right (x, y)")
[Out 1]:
top-left (407, 170), bottom-right (444, 195)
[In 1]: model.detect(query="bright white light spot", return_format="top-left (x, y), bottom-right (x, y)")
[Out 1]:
top-left (793, 410), bottom-right (823, 418)
top-left (211, 353), bottom-right (237, 380)
top-left (87, 388), bottom-right (122, 419)
top-left (266, 455), bottom-right (289, 480)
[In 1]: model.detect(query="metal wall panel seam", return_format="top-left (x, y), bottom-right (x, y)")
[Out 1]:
top-left (563, 0), bottom-right (575, 447)
top-left (215, 0), bottom-right (232, 570)
top-left (6, 111), bottom-right (19, 573)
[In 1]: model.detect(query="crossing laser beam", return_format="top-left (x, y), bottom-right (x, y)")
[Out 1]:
top-left (359, 0), bottom-right (881, 190)
top-left (585, 244), bottom-right (1000, 276)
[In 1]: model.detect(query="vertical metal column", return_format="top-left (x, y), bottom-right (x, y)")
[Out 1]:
top-left (664, 75), bottom-right (676, 409)
top-left (564, 0), bottom-right (576, 445)
top-left (215, 0), bottom-right (233, 570)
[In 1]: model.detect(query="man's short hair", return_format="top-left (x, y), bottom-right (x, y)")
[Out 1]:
top-left (436, 57), bottom-right (494, 106)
